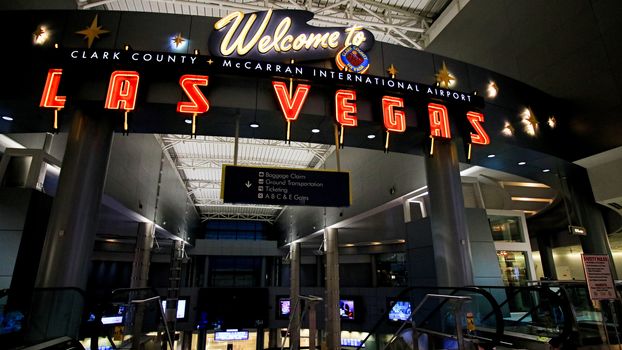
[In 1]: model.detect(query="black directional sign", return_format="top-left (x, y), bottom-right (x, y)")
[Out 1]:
top-left (222, 165), bottom-right (350, 207)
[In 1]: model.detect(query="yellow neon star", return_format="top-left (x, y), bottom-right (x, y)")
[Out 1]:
top-left (207, 59), bottom-right (214, 65)
top-left (527, 108), bottom-right (538, 128)
top-left (435, 61), bottom-right (455, 88)
top-left (76, 15), bottom-right (109, 48)
top-left (172, 33), bottom-right (186, 48)
top-left (387, 64), bottom-right (398, 78)
top-left (33, 27), bottom-right (45, 40)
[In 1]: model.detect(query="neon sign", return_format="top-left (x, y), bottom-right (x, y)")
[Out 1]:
top-left (209, 10), bottom-right (375, 61)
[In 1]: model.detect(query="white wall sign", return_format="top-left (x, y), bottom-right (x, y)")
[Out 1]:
top-left (581, 254), bottom-right (617, 300)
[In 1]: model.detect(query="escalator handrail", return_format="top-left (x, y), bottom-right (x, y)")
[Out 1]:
top-left (355, 285), bottom-right (504, 350)
top-left (478, 284), bottom-right (575, 344)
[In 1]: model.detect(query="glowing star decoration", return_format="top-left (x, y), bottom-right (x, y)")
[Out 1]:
top-left (502, 121), bottom-right (515, 137)
top-left (75, 15), bottom-right (109, 48)
top-left (521, 107), bottom-right (538, 136)
top-left (104, 71), bottom-right (140, 134)
top-left (435, 61), bottom-right (455, 88)
top-left (381, 96), bottom-right (405, 152)
top-left (548, 116), bottom-right (557, 129)
top-left (487, 81), bottom-right (498, 98)
top-left (177, 75), bottom-right (210, 137)
top-left (33, 26), bottom-right (49, 45)
top-left (335, 89), bottom-right (357, 146)
top-left (39, 68), bottom-right (66, 131)
top-left (172, 33), bottom-right (186, 49)
top-left (272, 81), bottom-right (311, 142)
top-left (387, 64), bottom-right (398, 79)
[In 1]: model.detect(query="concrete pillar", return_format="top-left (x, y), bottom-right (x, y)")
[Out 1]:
top-left (289, 242), bottom-right (301, 350)
top-left (164, 240), bottom-right (184, 350)
top-left (536, 234), bottom-right (557, 280)
top-left (131, 222), bottom-right (155, 349)
top-left (307, 300), bottom-right (319, 350)
top-left (564, 169), bottom-right (617, 276)
top-left (30, 107), bottom-right (113, 341)
top-left (324, 227), bottom-right (341, 350)
top-left (424, 139), bottom-right (474, 286)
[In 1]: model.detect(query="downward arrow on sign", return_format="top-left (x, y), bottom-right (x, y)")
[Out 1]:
top-left (245, 181), bottom-right (252, 188)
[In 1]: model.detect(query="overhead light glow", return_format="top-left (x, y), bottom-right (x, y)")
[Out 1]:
top-left (184, 119), bottom-right (192, 124)
top-left (511, 196), bottom-right (553, 203)
top-left (518, 161), bottom-right (526, 165)
top-left (487, 81), bottom-right (498, 98)
top-left (487, 154), bottom-right (495, 158)
top-left (250, 123), bottom-right (260, 128)
top-left (367, 134), bottom-right (376, 139)
top-left (2, 116), bottom-right (13, 121)
top-left (311, 128), bottom-right (320, 133)
top-left (548, 116), bottom-right (557, 128)
top-left (542, 169), bottom-right (550, 173)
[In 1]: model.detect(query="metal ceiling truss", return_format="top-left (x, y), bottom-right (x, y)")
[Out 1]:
top-left (157, 133), bottom-right (335, 222)
top-left (80, 0), bottom-right (442, 49)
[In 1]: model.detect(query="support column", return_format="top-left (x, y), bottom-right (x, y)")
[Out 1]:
top-left (536, 234), bottom-right (557, 280)
top-left (131, 222), bottom-right (155, 349)
top-left (324, 227), bottom-right (341, 350)
top-left (289, 242), bottom-right (301, 350)
top-left (565, 170), bottom-right (617, 276)
top-left (164, 240), bottom-right (184, 350)
top-left (31, 107), bottom-right (114, 341)
top-left (424, 140), bottom-right (474, 286)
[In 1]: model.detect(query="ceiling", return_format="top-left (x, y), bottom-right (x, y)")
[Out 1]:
top-left (158, 134), bottom-right (334, 223)
top-left (78, 0), bottom-right (452, 49)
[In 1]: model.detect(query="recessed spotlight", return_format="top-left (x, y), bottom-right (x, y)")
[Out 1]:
top-left (367, 134), bottom-right (376, 139)
top-left (1, 116), bottom-right (13, 121)
top-left (487, 81), bottom-right (498, 98)
top-left (487, 154), bottom-right (495, 158)
top-left (542, 169), bottom-right (550, 173)
top-left (184, 119), bottom-right (192, 124)
top-left (311, 128), bottom-right (320, 133)
top-left (250, 123), bottom-right (260, 128)
top-left (518, 161), bottom-right (526, 165)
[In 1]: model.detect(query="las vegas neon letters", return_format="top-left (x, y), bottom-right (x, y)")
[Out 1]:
top-left (39, 69), bottom-right (489, 144)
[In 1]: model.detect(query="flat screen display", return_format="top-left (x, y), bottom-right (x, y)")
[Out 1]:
top-left (214, 330), bottom-right (250, 341)
top-left (279, 298), bottom-right (291, 317)
top-left (161, 299), bottom-right (187, 319)
top-left (339, 299), bottom-right (355, 320)
top-left (388, 300), bottom-right (411, 321)
top-left (101, 305), bottom-right (125, 325)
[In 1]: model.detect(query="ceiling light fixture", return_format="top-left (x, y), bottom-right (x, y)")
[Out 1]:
top-left (184, 119), bottom-right (192, 124)
top-left (367, 134), bottom-right (376, 139)
top-left (518, 161), bottom-right (526, 165)
top-left (250, 123), bottom-right (260, 128)
top-left (542, 169), bottom-right (550, 173)
top-left (311, 128), bottom-right (320, 134)
top-left (487, 154), bottom-right (495, 158)
top-left (2, 116), bottom-right (14, 121)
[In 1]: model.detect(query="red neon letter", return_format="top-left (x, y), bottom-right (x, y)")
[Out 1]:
top-left (382, 96), bottom-right (406, 132)
top-left (335, 90), bottom-right (357, 127)
top-left (104, 71), bottom-right (140, 110)
top-left (467, 111), bottom-right (490, 145)
top-left (428, 103), bottom-right (451, 138)
top-left (177, 75), bottom-right (210, 114)
top-left (272, 81), bottom-right (310, 122)
top-left (40, 68), bottom-right (66, 109)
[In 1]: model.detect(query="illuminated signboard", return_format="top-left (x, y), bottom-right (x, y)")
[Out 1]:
top-left (209, 9), bottom-right (375, 61)
top-left (214, 330), bottom-right (250, 341)
top-left (40, 50), bottom-right (488, 151)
